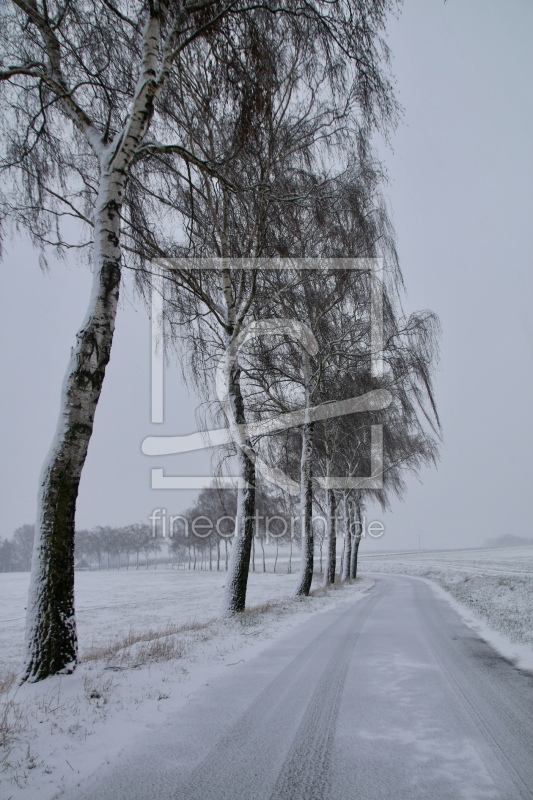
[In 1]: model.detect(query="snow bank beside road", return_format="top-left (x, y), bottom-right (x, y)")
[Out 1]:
top-left (361, 546), bottom-right (533, 671)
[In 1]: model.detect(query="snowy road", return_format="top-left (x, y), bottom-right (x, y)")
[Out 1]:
top-left (65, 575), bottom-right (533, 800)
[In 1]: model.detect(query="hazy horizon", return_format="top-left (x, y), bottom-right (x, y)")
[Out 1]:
top-left (1, 0), bottom-right (532, 553)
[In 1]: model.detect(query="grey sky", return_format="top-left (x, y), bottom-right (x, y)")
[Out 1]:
top-left (1, 0), bottom-right (532, 551)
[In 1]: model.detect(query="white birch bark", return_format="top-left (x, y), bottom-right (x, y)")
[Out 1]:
top-left (342, 491), bottom-right (352, 581)
top-left (295, 352), bottom-right (314, 596)
top-left (294, 421), bottom-right (314, 596)
top-left (217, 267), bottom-right (258, 615)
top-left (22, 11), bottom-right (176, 682)
top-left (222, 368), bottom-right (256, 615)
top-left (323, 477), bottom-right (337, 587)
top-left (349, 496), bottom-right (362, 579)
top-left (23, 187), bottom-right (122, 682)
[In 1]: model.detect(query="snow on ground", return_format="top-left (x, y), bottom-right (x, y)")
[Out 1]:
top-left (361, 545), bottom-right (533, 671)
top-left (0, 566), bottom-right (310, 677)
top-left (2, 546), bottom-right (532, 798)
top-left (0, 568), bottom-right (372, 799)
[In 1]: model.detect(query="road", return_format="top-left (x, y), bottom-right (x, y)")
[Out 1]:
top-left (66, 575), bottom-right (533, 800)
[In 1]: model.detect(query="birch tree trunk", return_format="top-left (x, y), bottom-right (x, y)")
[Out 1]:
top-left (352, 535), bottom-right (361, 578)
top-left (223, 449), bottom-right (256, 614)
top-left (295, 349), bottom-right (314, 596)
top-left (19, 10), bottom-right (174, 682)
top-left (294, 420), bottom-right (314, 596)
top-left (324, 487), bottom-right (337, 586)
top-left (349, 499), bottom-right (362, 579)
top-left (22, 194), bottom-right (122, 682)
top-left (223, 368), bottom-right (256, 615)
top-left (342, 492), bottom-right (352, 582)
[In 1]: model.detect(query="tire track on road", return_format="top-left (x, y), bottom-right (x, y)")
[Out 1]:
top-left (175, 582), bottom-right (390, 800)
top-left (267, 594), bottom-right (374, 800)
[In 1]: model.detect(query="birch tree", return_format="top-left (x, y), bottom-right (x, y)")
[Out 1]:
top-left (328, 300), bottom-right (441, 581)
top-left (0, 0), bottom-right (247, 681)
top-left (246, 153), bottom-right (398, 595)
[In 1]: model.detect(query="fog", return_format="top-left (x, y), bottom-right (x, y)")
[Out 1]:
top-left (1, 0), bottom-right (532, 552)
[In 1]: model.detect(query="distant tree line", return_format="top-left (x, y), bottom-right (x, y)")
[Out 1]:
top-left (1, 523), bottom-right (161, 572)
top-left (0, 486), bottom-right (318, 574)
top-left (0, 493), bottom-right (338, 574)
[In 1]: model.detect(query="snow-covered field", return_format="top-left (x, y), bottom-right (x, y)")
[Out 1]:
top-left (0, 568), bottom-right (371, 799)
top-left (0, 567), bottom-right (309, 678)
top-left (361, 545), bottom-right (533, 666)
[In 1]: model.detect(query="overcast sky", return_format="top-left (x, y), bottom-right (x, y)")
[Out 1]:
top-left (1, 0), bottom-right (532, 552)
